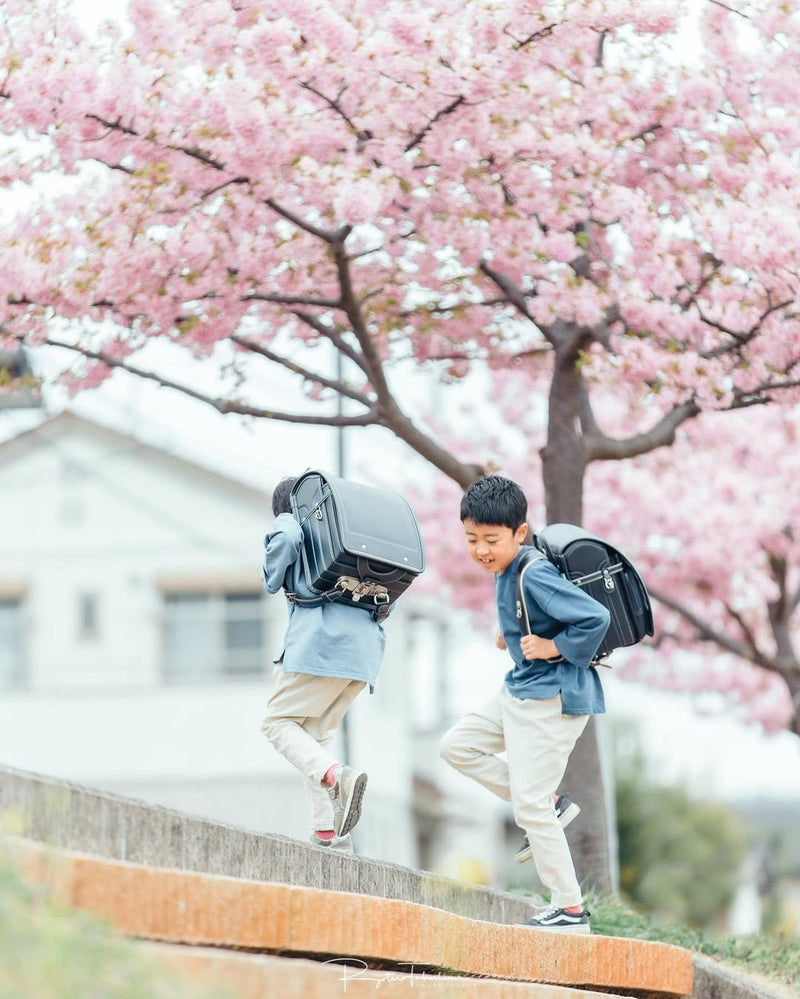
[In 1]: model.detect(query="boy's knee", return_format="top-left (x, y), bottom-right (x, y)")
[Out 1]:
top-left (261, 715), bottom-right (280, 744)
top-left (439, 727), bottom-right (467, 767)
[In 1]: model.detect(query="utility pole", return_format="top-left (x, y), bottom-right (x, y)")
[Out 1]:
top-left (336, 348), bottom-right (352, 766)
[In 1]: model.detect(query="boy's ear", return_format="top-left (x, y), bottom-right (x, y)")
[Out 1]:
top-left (515, 522), bottom-right (529, 544)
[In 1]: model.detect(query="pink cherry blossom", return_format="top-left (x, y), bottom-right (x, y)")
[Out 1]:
top-left (3, 0), bottom-right (800, 737)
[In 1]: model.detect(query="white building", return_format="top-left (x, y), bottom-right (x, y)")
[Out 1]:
top-left (0, 412), bottom-right (438, 863)
top-left (0, 410), bottom-right (526, 882)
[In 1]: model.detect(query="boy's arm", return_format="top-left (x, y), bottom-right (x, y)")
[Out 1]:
top-left (526, 564), bottom-right (611, 667)
top-left (262, 513), bottom-right (303, 594)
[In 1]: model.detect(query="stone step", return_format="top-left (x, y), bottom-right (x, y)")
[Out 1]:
top-left (10, 836), bottom-right (694, 999)
top-left (145, 943), bottom-right (641, 999)
top-left (0, 764), bottom-right (533, 923)
top-left (3, 766), bottom-right (792, 999)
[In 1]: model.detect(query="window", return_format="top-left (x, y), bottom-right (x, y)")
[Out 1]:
top-left (406, 612), bottom-right (449, 729)
top-left (78, 593), bottom-right (99, 641)
top-left (162, 590), bottom-right (268, 684)
top-left (0, 599), bottom-right (24, 688)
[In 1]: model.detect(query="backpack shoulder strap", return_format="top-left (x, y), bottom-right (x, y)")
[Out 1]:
top-left (515, 547), bottom-right (546, 635)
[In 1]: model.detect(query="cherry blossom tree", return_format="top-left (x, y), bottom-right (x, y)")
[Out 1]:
top-left (3, 0), bottom-right (800, 889)
top-left (589, 405), bottom-right (800, 737)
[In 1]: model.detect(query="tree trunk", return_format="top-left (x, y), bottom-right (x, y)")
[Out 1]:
top-left (540, 333), bottom-right (587, 526)
top-left (562, 716), bottom-right (617, 894)
top-left (787, 674), bottom-right (800, 738)
top-left (544, 335), bottom-right (616, 894)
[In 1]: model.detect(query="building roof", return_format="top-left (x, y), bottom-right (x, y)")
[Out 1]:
top-left (0, 409), bottom-right (272, 505)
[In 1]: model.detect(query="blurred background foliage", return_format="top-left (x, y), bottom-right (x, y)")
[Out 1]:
top-left (615, 743), bottom-right (748, 929)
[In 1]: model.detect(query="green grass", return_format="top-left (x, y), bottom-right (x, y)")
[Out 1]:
top-left (586, 891), bottom-right (800, 994)
top-left (0, 852), bottom-right (233, 999)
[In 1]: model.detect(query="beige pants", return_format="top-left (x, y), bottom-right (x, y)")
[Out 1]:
top-left (440, 685), bottom-right (588, 908)
top-left (262, 666), bottom-right (365, 831)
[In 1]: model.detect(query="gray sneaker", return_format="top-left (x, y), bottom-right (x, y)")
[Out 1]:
top-left (309, 832), bottom-right (355, 854)
top-left (328, 765), bottom-right (368, 837)
top-left (515, 795), bottom-right (580, 864)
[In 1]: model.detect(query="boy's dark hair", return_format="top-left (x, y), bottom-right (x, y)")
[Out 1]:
top-left (271, 476), bottom-right (297, 516)
top-left (460, 475), bottom-right (527, 530)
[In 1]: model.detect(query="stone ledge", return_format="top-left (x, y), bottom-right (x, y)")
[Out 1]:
top-left (5, 766), bottom-right (792, 999)
top-left (0, 764), bottom-right (533, 924)
top-left (692, 956), bottom-right (796, 999)
top-left (9, 836), bottom-right (694, 999)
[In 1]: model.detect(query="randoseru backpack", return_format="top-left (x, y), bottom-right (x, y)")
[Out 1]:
top-left (286, 470), bottom-right (426, 618)
top-left (516, 523), bottom-right (654, 663)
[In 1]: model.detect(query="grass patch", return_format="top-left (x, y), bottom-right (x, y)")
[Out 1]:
top-left (586, 891), bottom-right (800, 994)
top-left (0, 851), bottom-right (232, 999)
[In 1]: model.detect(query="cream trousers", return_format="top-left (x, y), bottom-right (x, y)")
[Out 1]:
top-left (440, 685), bottom-right (588, 908)
top-left (262, 666), bottom-right (365, 831)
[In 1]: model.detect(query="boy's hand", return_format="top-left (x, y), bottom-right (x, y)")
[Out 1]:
top-left (520, 634), bottom-right (560, 661)
top-left (495, 630), bottom-right (507, 650)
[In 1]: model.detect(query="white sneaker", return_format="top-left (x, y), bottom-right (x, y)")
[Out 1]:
top-left (309, 832), bottom-right (355, 854)
top-left (327, 765), bottom-right (368, 837)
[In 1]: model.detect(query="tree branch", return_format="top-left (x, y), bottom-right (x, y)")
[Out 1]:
top-left (650, 585), bottom-right (753, 660)
top-left (650, 585), bottom-right (794, 677)
top-left (723, 601), bottom-right (761, 659)
top-left (243, 292), bottom-right (343, 310)
top-left (263, 197), bottom-right (342, 243)
top-left (288, 309), bottom-right (369, 374)
top-left (45, 336), bottom-right (376, 424)
top-left (404, 95), bottom-right (466, 153)
top-left (228, 333), bottom-right (372, 405)
top-left (790, 580), bottom-right (800, 617)
top-left (584, 398), bottom-right (700, 461)
top-left (697, 297), bottom-right (794, 359)
top-left (328, 229), bottom-right (392, 399)
top-left (478, 260), bottom-right (534, 319)
top-left (505, 23), bottom-right (556, 50)
top-left (300, 81), bottom-right (374, 151)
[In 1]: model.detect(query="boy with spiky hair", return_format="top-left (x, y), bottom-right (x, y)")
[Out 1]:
top-left (440, 475), bottom-right (610, 934)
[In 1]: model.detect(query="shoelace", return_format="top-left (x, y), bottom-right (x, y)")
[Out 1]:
top-left (535, 905), bottom-right (562, 921)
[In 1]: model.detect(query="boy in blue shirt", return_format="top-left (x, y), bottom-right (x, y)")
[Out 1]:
top-left (261, 476), bottom-right (386, 851)
top-left (440, 475), bottom-right (610, 934)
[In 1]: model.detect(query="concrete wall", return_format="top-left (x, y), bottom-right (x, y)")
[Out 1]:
top-left (0, 414), bottom-right (422, 868)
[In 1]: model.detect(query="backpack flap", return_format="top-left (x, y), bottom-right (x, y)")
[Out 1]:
top-left (325, 475), bottom-right (426, 574)
top-left (533, 523), bottom-right (655, 660)
top-left (290, 470), bottom-right (425, 611)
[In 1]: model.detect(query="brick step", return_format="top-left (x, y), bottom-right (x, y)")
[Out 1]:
top-left (10, 836), bottom-right (694, 999)
top-left (146, 943), bottom-right (643, 999)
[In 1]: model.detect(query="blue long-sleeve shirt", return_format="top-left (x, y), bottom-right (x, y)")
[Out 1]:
top-left (262, 513), bottom-right (386, 686)
top-left (495, 547), bottom-right (610, 715)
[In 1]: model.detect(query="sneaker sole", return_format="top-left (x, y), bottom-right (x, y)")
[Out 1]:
top-left (337, 771), bottom-right (368, 836)
top-left (523, 923), bottom-right (591, 934)
top-left (515, 804), bottom-right (581, 863)
top-left (559, 802), bottom-right (581, 827)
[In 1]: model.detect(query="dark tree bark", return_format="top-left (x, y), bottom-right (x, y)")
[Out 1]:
top-left (541, 323), bottom-right (614, 893)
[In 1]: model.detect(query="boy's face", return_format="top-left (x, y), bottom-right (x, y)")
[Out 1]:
top-left (463, 519), bottom-right (528, 575)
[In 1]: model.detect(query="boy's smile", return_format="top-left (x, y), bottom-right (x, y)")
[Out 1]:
top-left (463, 519), bottom-right (529, 575)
